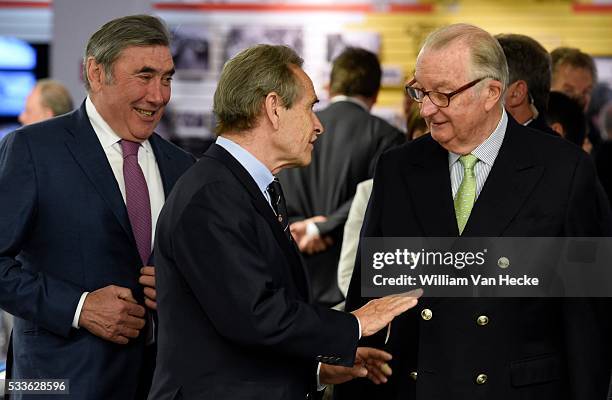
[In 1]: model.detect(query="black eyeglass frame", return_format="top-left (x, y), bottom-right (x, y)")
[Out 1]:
top-left (405, 77), bottom-right (489, 108)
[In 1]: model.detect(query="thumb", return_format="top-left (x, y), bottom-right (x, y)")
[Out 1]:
top-left (116, 287), bottom-right (138, 304)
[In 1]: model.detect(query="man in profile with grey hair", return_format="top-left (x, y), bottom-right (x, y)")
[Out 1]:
top-left (149, 44), bottom-right (420, 400)
top-left (18, 79), bottom-right (74, 126)
top-left (0, 14), bottom-right (194, 399)
top-left (338, 23), bottom-right (611, 400)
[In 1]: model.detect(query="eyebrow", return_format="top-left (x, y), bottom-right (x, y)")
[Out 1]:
top-left (136, 66), bottom-right (176, 76)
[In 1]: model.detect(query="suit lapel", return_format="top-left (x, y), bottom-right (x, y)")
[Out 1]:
top-left (463, 118), bottom-right (544, 236)
top-left (205, 144), bottom-right (311, 300)
top-left (64, 103), bottom-right (135, 242)
top-left (403, 137), bottom-right (459, 237)
top-left (149, 134), bottom-right (178, 198)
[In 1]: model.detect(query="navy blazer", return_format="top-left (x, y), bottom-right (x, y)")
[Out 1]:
top-left (0, 102), bottom-right (194, 399)
top-left (149, 144), bottom-right (359, 400)
top-left (337, 116), bottom-right (612, 400)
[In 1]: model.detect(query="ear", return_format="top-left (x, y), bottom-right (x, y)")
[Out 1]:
top-left (86, 57), bottom-right (104, 92)
top-left (505, 80), bottom-right (528, 107)
top-left (42, 107), bottom-right (54, 120)
top-left (550, 122), bottom-right (565, 137)
top-left (264, 91), bottom-right (281, 130)
top-left (483, 79), bottom-right (503, 112)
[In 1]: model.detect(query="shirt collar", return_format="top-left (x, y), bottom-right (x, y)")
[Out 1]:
top-left (449, 108), bottom-right (508, 168)
top-left (330, 95), bottom-right (369, 112)
top-left (86, 96), bottom-right (152, 154)
top-left (215, 136), bottom-right (275, 193)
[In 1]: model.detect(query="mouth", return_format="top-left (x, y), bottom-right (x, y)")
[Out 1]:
top-left (134, 107), bottom-right (156, 118)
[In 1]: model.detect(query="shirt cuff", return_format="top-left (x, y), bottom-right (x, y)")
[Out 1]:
top-left (306, 221), bottom-right (320, 237)
top-left (316, 362), bottom-right (326, 391)
top-left (355, 315), bottom-right (362, 340)
top-left (72, 292), bottom-right (89, 329)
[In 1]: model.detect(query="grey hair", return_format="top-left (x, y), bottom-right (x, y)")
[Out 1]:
top-left (419, 23), bottom-right (509, 94)
top-left (83, 14), bottom-right (171, 91)
top-left (37, 79), bottom-right (73, 116)
top-left (213, 44), bottom-right (304, 135)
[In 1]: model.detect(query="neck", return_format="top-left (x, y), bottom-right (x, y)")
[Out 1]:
top-left (511, 105), bottom-right (535, 125)
top-left (221, 131), bottom-right (284, 175)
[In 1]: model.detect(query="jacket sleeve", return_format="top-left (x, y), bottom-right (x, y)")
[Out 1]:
top-left (171, 181), bottom-right (359, 366)
top-left (0, 131), bottom-right (83, 337)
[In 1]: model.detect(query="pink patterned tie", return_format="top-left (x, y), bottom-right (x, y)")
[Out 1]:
top-left (121, 140), bottom-right (152, 265)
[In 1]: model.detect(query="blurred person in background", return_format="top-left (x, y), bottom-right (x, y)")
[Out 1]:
top-left (551, 46), bottom-right (602, 152)
top-left (18, 79), bottom-right (73, 126)
top-left (496, 33), bottom-right (557, 136)
top-left (546, 91), bottom-right (589, 152)
top-left (279, 47), bottom-right (404, 308)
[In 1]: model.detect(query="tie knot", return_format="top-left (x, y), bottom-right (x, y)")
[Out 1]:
top-left (121, 139), bottom-right (141, 158)
top-left (267, 178), bottom-right (281, 196)
top-left (459, 154), bottom-right (478, 170)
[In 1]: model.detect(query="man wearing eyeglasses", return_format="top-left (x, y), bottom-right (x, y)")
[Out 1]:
top-left (337, 23), bottom-right (612, 400)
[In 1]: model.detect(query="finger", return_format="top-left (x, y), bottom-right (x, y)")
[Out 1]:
top-left (124, 302), bottom-right (146, 318)
top-left (144, 298), bottom-right (157, 310)
top-left (391, 288), bottom-right (423, 299)
top-left (380, 362), bottom-right (393, 376)
top-left (121, 326), bottom-right (141, 339)
top-left (123, 314), bottom-right (146, 330)
top-left (140, 266), bottom-right (155, 276)
top-left (139, 275), bottom-right (155, 288)
top-left (359, 347), bottom-right (392, 362)
top-left (367, 367), bottom-right (388, 384)
top-left (143, 287), bottom-right (156, 300)
top-left (110, 335), bottom-right (129, 345)
top-left (116, 288), bottom-right (138, 304)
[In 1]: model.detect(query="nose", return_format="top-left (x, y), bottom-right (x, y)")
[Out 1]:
top-left (313, 112), bottom-right (324, 135)
top-left (419, 95), bottom-right (438, 118)
top-left (146, 80), bottom-right (168, 106)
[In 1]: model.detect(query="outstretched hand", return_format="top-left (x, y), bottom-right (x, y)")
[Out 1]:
top-left (352, 289), bottom-right (422, 337)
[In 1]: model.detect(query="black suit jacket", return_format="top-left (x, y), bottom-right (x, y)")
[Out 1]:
top-left (149, 144), bottom-right (359, 400)
top-left (279, 101), bottom-right (404, 306)
top-left (336, 116), bottom-right (612, 400)
top-left (0, 102), bottom-right (195, 399)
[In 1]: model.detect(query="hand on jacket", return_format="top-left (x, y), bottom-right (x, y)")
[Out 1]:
top-left (79, 285), bottom-right (146, 344)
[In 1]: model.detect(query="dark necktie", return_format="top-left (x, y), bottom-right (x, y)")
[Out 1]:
top-left (121, 139), bottom-right (152, 265)
top-left (266, 178), bottom-right (291, 240)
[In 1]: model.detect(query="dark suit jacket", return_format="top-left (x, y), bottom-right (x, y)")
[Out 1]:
top-left (149, 144), bottom-right (359, 400)
top-left (279, 101), bottom-right (404, 306)
top-left (336, 116), bottom-right (612, 400)
top-left (0, 102), bottom-right (194, 399)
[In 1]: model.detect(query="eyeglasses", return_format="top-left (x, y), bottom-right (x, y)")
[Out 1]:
top-left (405, 77), bottom-right (488, 108)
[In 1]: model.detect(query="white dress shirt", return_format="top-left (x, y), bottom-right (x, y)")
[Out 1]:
top-left (72, 97), bottom-right (165, 328)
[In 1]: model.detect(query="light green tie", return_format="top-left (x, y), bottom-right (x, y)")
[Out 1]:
top-left (454, 154), bottom-right (478, 235)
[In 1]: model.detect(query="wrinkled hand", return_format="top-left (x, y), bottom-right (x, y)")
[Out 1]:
top-left (290, 216), bottom-right (332, 254)
top-left (79, 285), bottom-right (146, 344)
top-left (352, 289), bottom-right (422, 337)
top-left (319, 347), bottom-right (393, 385)
top-left (138, 266), bottom-right (156, 310)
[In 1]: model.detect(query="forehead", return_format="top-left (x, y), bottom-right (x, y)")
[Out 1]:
top-left (415, 44), bottom-right (470, 87)
top-left (290, 65), bottom-right (316, 101)
top-left (554, 64), bottom-right (593, 87)
top-left (114, 45), bottom-right (174, 69)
